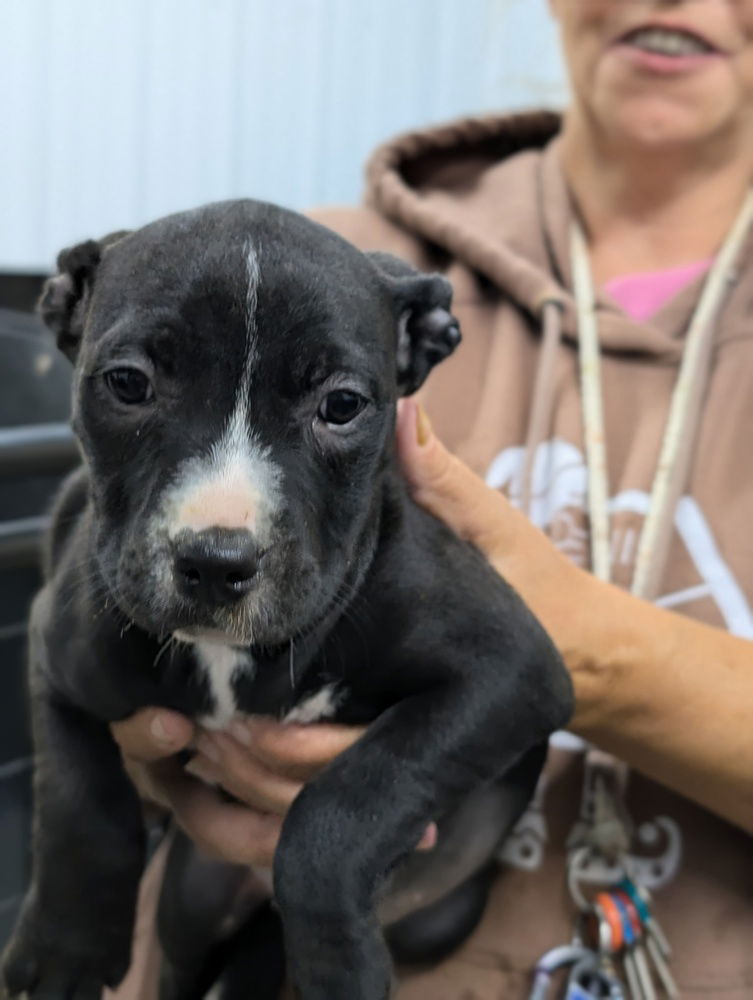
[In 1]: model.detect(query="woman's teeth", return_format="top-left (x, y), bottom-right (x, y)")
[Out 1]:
top-left (624, 28), bottom-right (713, 57)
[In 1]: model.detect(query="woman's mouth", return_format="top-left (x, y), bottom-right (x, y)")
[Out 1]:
top-left (622, 27), bottom-right (715, 57)
top-left (613, 25), bottom-right (723, 75)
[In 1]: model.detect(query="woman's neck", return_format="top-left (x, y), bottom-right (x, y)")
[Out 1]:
top-left (560, 113), bottom-right (753, 285)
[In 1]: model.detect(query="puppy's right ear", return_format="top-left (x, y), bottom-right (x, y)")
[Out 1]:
top-left (38, 230), bottom-right (130, 361)
top-left (367, 252), bottom-right (461, 397)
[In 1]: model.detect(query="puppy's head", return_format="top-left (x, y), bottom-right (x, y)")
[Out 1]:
top-left (41, 201), bottom-right (460, 646)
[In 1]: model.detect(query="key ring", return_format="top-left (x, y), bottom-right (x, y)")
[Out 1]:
top-left (567, 846), bottom-right (595, 911)
top-left (567, 845), bottom-right (635, 912)
top-left (618, 877), bottom-right (651, 923)
top-left (614, 889), bottom-right (642, 939)
top-left (594, 893), bottom-right (625, 952)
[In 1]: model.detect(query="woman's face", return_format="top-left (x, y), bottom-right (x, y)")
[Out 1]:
top-left (549, 0), bottom-right (753, 150)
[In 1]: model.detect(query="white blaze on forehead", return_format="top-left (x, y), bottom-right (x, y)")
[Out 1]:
top-left (164, 239), bottom-right (283, 539)
top-left (244, 239), bottom-right (260, 370)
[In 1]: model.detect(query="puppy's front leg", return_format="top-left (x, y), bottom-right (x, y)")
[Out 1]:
top-left (274, 663), bottom-right (563, 1000)
top-left (2, 678), bottom-right (147, 1000)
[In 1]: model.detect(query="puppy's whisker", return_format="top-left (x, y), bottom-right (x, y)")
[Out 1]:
top-left (153, 635), bottom-right (176, 670)
top-left (325, 583), bottom-right (375, 672)
top-left (52, 570), bottom-right (111, 619)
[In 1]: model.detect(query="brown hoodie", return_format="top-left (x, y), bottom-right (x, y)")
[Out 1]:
top-left (312, 111), bottom-right (753, 999)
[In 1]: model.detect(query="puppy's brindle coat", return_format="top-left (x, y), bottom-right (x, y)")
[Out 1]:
top-left (1, 201), bottom-right (572, 1000)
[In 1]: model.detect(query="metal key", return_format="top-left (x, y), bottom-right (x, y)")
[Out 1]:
top-left (645, 935), bottom-right (680, 999)
top-left (618, 880), bottom-right (679, 998)
top-left (612, 892), bottom-right (656, 1000)
top-left (619, 879), bottom-right (672, 958)
top-left (646, 916), bottom-right (672, 964)
top-left (593, 893), bottom-right (640, 999)
top-left (589, 900), bottom-right (631, 999)
top-left (622, 944), bottom-right (645, 999)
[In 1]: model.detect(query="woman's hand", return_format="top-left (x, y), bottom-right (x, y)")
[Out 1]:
top-left (111, 709), bottom-right (364, 866)
top-left (111, 709), bottom-right (436, 866)
top-left (112, 709), bottom-right (281, 866)
top-left (395, 398), bottom-right (597, 679)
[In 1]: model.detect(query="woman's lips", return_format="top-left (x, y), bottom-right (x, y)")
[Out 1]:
top-left (612, 43), bottom-right (724, 76)
top-left (606, 22), bottom-right (728, 76)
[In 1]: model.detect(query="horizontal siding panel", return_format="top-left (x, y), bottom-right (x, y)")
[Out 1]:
top-left (0, 0), bottom-right (567, 272)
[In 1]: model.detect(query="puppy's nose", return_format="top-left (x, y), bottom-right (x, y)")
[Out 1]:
top-left (174, 529), bottom-right (260, 606)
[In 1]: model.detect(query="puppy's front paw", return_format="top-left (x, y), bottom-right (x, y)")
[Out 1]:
top-left (1, 908), bottom-right (131, 1000)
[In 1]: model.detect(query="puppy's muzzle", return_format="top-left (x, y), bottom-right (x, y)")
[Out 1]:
top-left (173, 527), bottom-right (260, 607)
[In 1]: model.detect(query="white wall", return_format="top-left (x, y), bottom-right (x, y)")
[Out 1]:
top-left (0, 0), bottom-right (568, 273)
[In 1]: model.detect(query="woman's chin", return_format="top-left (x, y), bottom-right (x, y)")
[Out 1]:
top-left (597, 98), bottom-right (735, 154)
top-left (590, 58), bottom-right (740, 153)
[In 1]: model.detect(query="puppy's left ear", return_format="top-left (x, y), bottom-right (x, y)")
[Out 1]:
top-left (368, 252), bottom-right (461, 396)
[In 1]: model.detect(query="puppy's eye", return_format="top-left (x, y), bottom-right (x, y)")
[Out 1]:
top-left (105, 368), bottom-right (154, 405)
top-left (318, 390), bottom-right (366, 426)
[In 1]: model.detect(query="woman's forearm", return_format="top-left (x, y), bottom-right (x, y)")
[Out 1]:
top-left (570, 573), bottom-right (753, 832)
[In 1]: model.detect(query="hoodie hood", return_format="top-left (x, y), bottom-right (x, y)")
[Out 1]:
top-left (365, 110), bottom-right (743, 361)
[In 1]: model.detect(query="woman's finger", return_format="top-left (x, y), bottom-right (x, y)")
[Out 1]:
top-left (185, 750), bottom-right (437, 854)
top-left (227, 718), bottom-right (366, 780)
top-left (187, 732), bottom-right (303, 815)
top-left (111, 708), bottom-right (196, 763)
top-left (396, 398), bottom-right (523, 556)
top-left (159, 764), bottom-right (283, 867)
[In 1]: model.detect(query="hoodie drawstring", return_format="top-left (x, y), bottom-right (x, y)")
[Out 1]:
top-left (571, 190), bottom-right (753, 602)
top-left (520, 300), bottom-right (564, 520)
top-left (517, 191), bottom-right (753, 899)
top-left (629, 191), bottom-right (753, 600)
top-left (562, 189), bottom-right (753, 880)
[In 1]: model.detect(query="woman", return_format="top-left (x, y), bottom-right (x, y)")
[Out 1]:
top-left (112, 1), bottom-right (753, 996)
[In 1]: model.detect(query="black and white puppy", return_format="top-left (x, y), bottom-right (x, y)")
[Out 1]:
top-left (1, 201), bottom-right (573, 1000)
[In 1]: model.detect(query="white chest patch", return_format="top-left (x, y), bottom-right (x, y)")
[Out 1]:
top-left (284, 683), bottom-right (343, 724)
top-left (194, 641), bottom-right (254, 730)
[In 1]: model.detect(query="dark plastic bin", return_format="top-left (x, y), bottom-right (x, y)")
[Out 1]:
top-left (0, 298), bottom-right (78, 943)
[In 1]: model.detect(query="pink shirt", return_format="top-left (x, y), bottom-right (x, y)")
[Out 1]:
top-left (603, 259), bottom-right (712, 322)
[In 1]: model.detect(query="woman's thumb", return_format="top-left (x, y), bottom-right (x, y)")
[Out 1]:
top-left (396, 398), bottom-right (511, 550)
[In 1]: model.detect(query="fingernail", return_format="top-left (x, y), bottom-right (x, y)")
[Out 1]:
top-left (151, 713), bottom-right (180, 746)
top-left (197, 734), bottom-right (221, 763)
top-left (230, 720), bottom-right (253, 747)
top-left (416, 404), bottom-right (432, 447)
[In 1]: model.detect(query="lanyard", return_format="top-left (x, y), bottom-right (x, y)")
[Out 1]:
top-left (570, 190), bottom-right (753, 599)
top-left (565, 193), bottom-right (753, 885)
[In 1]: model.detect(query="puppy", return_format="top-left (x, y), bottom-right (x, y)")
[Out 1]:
top-left (1, 200), bottom-right (573, 1000)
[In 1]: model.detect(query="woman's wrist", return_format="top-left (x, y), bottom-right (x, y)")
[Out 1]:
top-left (564, 573), bottom-right (647, 738)
top-left (565, 580), bottom-right (753, 830)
